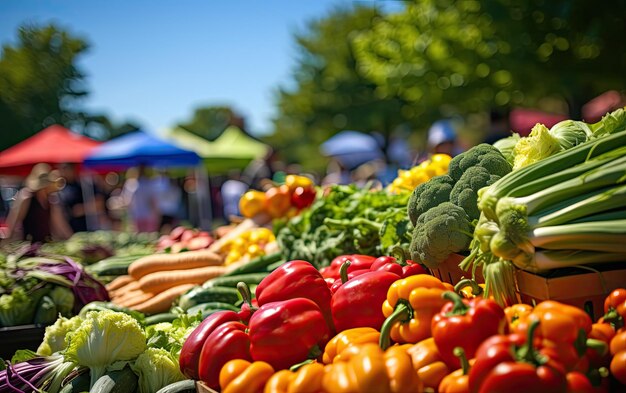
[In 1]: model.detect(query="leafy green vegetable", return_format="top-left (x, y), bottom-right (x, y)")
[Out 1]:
top-left (0, 286), bottom-right (50, 327)
top-left (49, 286), bottom-right (75, 316)
top-left (131, 348), bottom-right (185, 393)
top-left (276, 184), bottom-right (411, 267)
top-left (37, 315), bottom-right (84, 356)
top-left (492, 133), bottom-right (520, 165)
top-left (65, 309), bottom-right (147, 388)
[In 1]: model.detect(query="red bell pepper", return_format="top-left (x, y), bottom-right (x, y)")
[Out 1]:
top-left (248, 297), bottom-right (330, 370)
top-left (432, 291), bottom-right (506, 369)
top-left (198, 320), bottom-right (251, 389)
top-left (319, 254), bottom-right (376, 280)
top-left (468, 320), bottom-right (568, 393)
top-left (331, 270), bottom-right (399, 332)
top-left (290, 186), bottom-right (316, 209)
top-left (370, 255), bottom-right (427, 277)
top-left (255, 259), bottom-right (334, 331)
top-left (179, 309), bottom-right (249, 380)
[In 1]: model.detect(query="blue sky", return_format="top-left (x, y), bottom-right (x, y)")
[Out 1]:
top-left (0, 1), bottom-right (397, 136)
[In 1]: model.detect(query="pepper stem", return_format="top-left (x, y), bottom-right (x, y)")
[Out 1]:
top-left (602, 308), bottom-right (624, 330)
top-left (517, 319), bottom-right (544, 365)
top-left (586, 338), bottom-right (608, 357)
top-left (340, 261), bottom-right (351, 284)
top-left (289, 359), bottom-right (315, 372)
top-left (237, 282), bottom-right (257, 311)
top-left (442, 291), bottom-right (470, 317)
top-left (454, 278), bottom-right (483, 297)
top-left (453, 347), bottom-right (470, 375)
top-left (390, 245), bottom-right (408, 266)
top-left (379, 302), bottom-right (411, 350)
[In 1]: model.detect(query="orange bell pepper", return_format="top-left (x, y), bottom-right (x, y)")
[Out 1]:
top-left (265, 185), bottom-right (292, 218)
top-left (219, 359), bottom-right (275, 393)
top-left (603, 288), bottom-right (626, 330)
top-left (611, 330), bottom-right (626, 385)
top-left (321, 343), bottom-right (421, 393)
top-left (264, 362), bottom-right (325, 393)
top-left (438, 347), bottom-right (473, 393)
top-left (380, 275), bottom-right (449, 348)
top-left (514, 300), bottom-right (592, 345)
top-left (404, 338), bottom-right (450, 391)
top-left (322, 327), bottom-right (380, 364)
top-left (504, 303), bottom-right (533, 332)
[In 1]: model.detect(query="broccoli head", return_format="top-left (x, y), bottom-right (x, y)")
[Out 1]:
top-left (448, 144), bottom-right (512, 181)
top-left (407, 175), bottom-right (455, 226)
top-left (450, 166), bottom-right (501, 221)
top-left (409, 202), bottom-right (473, 268)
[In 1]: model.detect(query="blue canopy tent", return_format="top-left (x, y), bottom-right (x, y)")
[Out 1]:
top-left (83, 131), bottom-right (211, 230)
top-left (83, 131), bottom-right (201, 169)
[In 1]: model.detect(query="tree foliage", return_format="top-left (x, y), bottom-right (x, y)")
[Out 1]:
top-left (176, 105), bottom-right (236, 141)
top-left (268, 5), bottom-right (415, 172)
top-left (353, 0), bottom-right (626, 120)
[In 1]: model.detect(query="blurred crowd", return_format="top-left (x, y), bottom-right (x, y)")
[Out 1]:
top-left (0, 116), bottom-right (498, 242)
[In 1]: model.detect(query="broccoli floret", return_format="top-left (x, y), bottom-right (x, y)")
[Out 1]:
top-left (448, 144), bottom-right (512, 181)
top-left (407, 175), bottom-right (455, 226)
top-left (409, 202), bottom-right (473, 268)
top-left (450, 166), bottom-right (501, 221)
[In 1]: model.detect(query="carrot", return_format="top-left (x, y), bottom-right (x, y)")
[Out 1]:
top-left (106, 275), bottom-right (133, 291)
top-left (118, 291), bottom-right (154, 308)
top-left (128, 250), bottom-right (223, 280)
top-left (138, 265), bottom-right (227, 293)
top-left (108, 281), bottom-right (140, 299)
top-left (130, 284), bottom-right (195, 314)
top-left (112, 288), bottom-right (144, 304)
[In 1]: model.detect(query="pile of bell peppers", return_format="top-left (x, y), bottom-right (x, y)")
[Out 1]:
top-left (179, 255), bottom-right (626, 392)
top-left (239, 175), bottom-right (317, 219)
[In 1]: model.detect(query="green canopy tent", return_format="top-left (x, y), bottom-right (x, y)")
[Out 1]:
top-left (167, 126), bottom-right (270, 174)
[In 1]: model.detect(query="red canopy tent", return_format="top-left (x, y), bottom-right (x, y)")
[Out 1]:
top-left (0, 125), bottom-right (102, 176)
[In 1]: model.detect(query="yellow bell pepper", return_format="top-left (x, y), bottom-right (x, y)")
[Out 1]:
top-left (322, 343), bottom-right (421, 393)
top-left (264, 362), bottom-right (325, 393)
top-left (239, 190), bottom-right (267, 218)
top-left (380, 275), bottom-right (450, 348)
top-left (322, 327), bottom-right (380, 364)
top-left (219, 359), bottom-right (275, 393)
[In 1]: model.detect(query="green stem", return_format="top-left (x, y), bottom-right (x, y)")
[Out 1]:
top-left (379, 302), bottom-right (411, 350)
top-left (443, 291), bottom-right (469, 316)
top-left (237, 282), bottom-right (257, 311)
top-left (454, 347), bottom-right (470, 375)
top-left (454, 279), bottom-right (483, 297)
top-left (602, 309), bottom-right (624, 330)
top-left (586, 338), bottom-right (608, 357)
top-left (516, 319), bottom-right (543, 365)
top-left (390, 245), bottom-right (408, 266)
top-left (289, 359), bottom-right (315, 372)
top-left (340, 261), bottom-right (351, 284)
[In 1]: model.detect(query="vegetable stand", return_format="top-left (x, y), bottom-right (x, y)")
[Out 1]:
top-left (1, 108), bottom-right (625, 392)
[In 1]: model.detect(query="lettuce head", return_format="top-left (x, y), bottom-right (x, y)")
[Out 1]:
top-left (37, 315), bottom-right (84, 356)
top-left (65, 309), bottom-right (147, 387)
top-left (131, 347), bottom-right (185, 393)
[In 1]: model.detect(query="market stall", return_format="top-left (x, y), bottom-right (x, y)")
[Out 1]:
top-left (1, 108), bottom-right (626, 392)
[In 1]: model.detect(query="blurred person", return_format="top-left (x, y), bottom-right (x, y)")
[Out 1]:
top-left (120, 166), bottom-right (159, 232)
top-left (427, 120), bottom-right (460, 156)
top-left (153, 171), bottom-right (183, 233)
top-left (243, 149), bottom-right (277, 190)
top-left (322, 159), bottom-right (351, 186)
top-left (5, 163), bottom-right (73, 242)
top-left (221, 170), bottom-right (249, 220)
top-left (57, 162), bottom-right (89, 232)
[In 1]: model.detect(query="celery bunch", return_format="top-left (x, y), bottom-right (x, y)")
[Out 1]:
top-left (462, 111), bottom-right (626, 306)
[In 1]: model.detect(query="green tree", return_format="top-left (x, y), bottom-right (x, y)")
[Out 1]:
top-left (0, 24), bottom-right (90, 150)
top-left (176, 105), bottom-right (237, 141)
top-left (268, 5), bottom-right (415, 172)
top-left (353, 0), bottom-right (626, 123)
